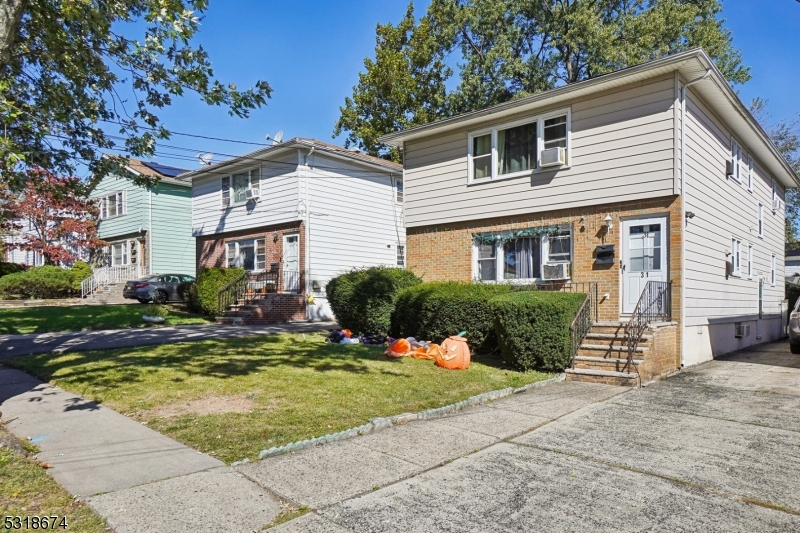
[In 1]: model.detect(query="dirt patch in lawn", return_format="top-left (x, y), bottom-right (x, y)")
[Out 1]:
top-left (149, 396), bottom-right (260, 418)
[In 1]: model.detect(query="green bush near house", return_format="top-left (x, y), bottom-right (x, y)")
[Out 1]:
top-left (0, 266), bottom-right (78, 299)
top-left (69, 261), bottom-right (93, 291)
top-left (392, 282), bottom-right (512, 353)
top-left (490, 291), bottom-right (587, 372)
top-left (0, 261), bottom-right (27, 278)
top-left (185, 267), bottom-right (245, 315)
top-left (326, 267), bottom-right (421, 335)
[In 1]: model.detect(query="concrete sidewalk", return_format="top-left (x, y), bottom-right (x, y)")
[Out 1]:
top-left (0, 366), bottom-right (283, 533)
top-left (0, 320), bottom-right (336, 359)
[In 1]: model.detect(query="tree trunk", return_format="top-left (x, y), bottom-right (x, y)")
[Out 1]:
top-left (0, 0), bottom-right (27, 71)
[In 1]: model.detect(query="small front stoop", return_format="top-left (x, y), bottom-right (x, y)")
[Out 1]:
top-left (566, 321), bottom-right (648, 386)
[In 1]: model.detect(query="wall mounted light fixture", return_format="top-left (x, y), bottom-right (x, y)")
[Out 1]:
top-left (273, 231), bottom-right (279, 243)
top-left (604, 214), bottom-right (613, 232)
top-left (686, 211), bottom-right (696, 219)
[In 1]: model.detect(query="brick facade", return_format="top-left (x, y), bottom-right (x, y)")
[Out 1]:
top-left (406, 196), bottom-right (684, 368)
top-left (196, 221), bottom-right (305, 278)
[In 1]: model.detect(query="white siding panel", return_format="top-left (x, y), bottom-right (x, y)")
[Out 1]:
top-left (403, 75), bottom-right (676, 228)
top-left (683, 88), bottom-right (785, 334)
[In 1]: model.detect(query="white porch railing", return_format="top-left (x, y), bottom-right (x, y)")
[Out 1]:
top-left (81, 264), bottom-right (145, 298)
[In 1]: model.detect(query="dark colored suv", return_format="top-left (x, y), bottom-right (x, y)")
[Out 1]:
top-left (123, 274), bottom-right (196, 304)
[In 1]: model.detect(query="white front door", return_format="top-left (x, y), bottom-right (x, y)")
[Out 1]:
top-left (283, 234), bottom-right (300, 292)
top-left (621, 216), bottom-right (668, 314)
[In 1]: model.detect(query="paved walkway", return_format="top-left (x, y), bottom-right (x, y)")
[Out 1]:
top-left (2, 341), bottom-right (800, 532)
top-left (0, 321), bottom-right (337, 359)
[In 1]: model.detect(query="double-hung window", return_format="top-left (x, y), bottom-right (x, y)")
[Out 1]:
top-left (396, 244), bottom-right (405, 267)
top-left (475, 226), bottom-right (572, 282)
top-left (730, 138), bottom-right (742, 182)
top-left (100, 192), bottom-right (125, 219)
top-left (731, 237), bottom-right (742, 277)
top-left (395, 178), bottom-right (404, 203)
top-left (772, 181), bottom-right (778, 213)
top-left (468, 109), bottom-right (570, 183)
top-left (747, 155), bottom-right (753, 192)
top-left (110, 242), bottom-right (129, 266)
top-left (226, 238), bottom-right (266, 271)
top-left (221, 169), bottom-right (260, 208)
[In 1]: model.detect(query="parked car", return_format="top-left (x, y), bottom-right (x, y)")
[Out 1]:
top-left (790, 298), bottom-right (800, 354)
top-left (123, 274), bottom-right (195, 304)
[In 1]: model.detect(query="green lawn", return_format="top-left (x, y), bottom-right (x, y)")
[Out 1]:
top-left (0, 304), bottom-right (211, 334)
top-left (0, 428), bottom-right (109, 532)
top-left (7, 333), bottom-right (552, 464)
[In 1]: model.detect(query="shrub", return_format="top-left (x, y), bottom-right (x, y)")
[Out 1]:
top-left (391, 282), bottom-right (512, 353)
top-left (326, 267), bottom-right (421, 335)
top-left (0, 262), bottom-right (26, 278)
top-left (0, 266), bottom-right (78, 299)
top-left (490, 291), bottom-right (587, 372)
top-left (69, 261), bottom-right (93, 291)
top-left (185, 267), bottom-right (245, 315)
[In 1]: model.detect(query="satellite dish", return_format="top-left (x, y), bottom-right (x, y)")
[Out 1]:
top-left (196, 152), bottom-right (213, 165)
top-left (265, 130), bottom-right (284, 144)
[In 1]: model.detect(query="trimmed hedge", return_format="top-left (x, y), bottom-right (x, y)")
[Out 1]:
top-left (69, 261), bottom-right (93, 291)
top-left (185, 267), bottom-right (245, 315)
top-left (490, 291), bottom-right (587, 372)
top-left (0, 266), bottom-right (79, 299)
top-left (391, 282), bottom-right (512, 353)
top-left (0, 262), bottom-right (27, 278)
top-left (326, 267), bottom-right (421, 335)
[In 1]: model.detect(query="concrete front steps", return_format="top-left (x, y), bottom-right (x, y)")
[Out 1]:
top-left (215, 293), bottom-right (307, 325)
top-left (86, 283), bottom-right (131, 305)
top-left (566, 321), bottom-right (647, 386)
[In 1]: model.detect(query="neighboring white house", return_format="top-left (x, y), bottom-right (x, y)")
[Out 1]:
top-left (379, 48), bottom-right (798, 384)
top-left (179, 138), bottom-right (405, 322)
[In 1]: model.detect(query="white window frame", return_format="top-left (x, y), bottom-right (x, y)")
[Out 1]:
top-left (747, 154), bottom-right (753, 192)
top-left (99, 191), bottom-right (126, 220)
top-left (467, 108), bottom-right (571, 184)
top-left (730, 137), bottom-right (742, 183)
top-left (771, 253), bottom-right (776, 286)
top-left (109, 241), bottom-right (130, 267)
top-left (758, 202), bottom-right (763, 239)
top-left (730, 237), bottom-right (742, 277)
top-left (472, 226), bottom-right (573, 283)
top-left (394, 178), bottom-right (403, 203)
top-left (221, 168), bottom-right (260, 208)
top-left (772, 181), bottom-right (778, 214)
top-left (226, 238), bottom-right (266, 271)
top-left (747, 244), bottom-right (753, 279)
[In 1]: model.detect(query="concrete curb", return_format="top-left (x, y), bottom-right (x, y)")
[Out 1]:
top-left (250, 373), bottom-right (566, 463)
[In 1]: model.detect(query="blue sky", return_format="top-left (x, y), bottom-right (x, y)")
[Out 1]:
top-left (140, 0), bottom-right (800, 171)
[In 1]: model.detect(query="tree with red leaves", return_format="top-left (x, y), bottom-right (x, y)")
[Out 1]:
top-left (1, 169), bottom-right (105, 265)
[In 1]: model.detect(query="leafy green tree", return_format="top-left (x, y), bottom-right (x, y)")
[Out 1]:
top-left (337, 0), bottom-right (750, 155)
top-left (333, 2), bottom-right (452, 162)
top-left (0, 1), bottom-right (271, 188)
top-left (751, 98), bottom-right (800, 246)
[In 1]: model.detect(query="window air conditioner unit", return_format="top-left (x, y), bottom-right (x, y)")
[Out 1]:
top-left (734, 323), bottom-right (750, 338)
top-left (542, 262), bottom-right (570, 281)
top-left (773, 198), bottom-right (781, 212)
top-left (540, 147), bottom-right (566, 168)
top-left (245, 188), bottom-right (260, 201)
top-left (221, 197), bottom-right (230, 207)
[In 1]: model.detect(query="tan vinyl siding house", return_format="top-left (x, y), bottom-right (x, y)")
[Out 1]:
top-left (381, 49), bottom-right (799, 384)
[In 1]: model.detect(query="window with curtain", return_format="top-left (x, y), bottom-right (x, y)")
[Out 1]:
top-left (497, 122), bottom-right (537, 176)
top-left (233, 172), bottom-right (249, 204)
top-left (503, 237), bottom-right (541, 279)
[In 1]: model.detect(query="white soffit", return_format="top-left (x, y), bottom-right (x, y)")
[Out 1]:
top-left (380, 49), bottom-right (798, 189)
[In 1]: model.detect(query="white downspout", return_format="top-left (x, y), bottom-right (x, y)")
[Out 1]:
top-left (680, 69), bottom-right (712, 367)
top-left (148, 188), bottom-right (153, 275)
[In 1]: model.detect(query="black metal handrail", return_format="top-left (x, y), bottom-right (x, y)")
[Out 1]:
top-left (624, 280), bottom-right (672, 374)
top-left (217, 272), bottom-right (248, 317)
top-left (511, 281), bottom-right (598, 366)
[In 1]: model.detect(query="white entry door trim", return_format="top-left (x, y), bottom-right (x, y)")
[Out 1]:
top-left (283, 233), bottom-right (300, 292)
top-left (621, 216), bottom-right (668, 315)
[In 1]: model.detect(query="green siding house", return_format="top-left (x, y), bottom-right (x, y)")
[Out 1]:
top-left (89, 158), bottom-right (195, 276)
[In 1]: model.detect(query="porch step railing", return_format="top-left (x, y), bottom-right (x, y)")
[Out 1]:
top-left (218, 270), bottom-right (305, 317)
top-left (81, 264), bottom-right (144, 298)
top-left (624, 280), bottom-right (672, 374)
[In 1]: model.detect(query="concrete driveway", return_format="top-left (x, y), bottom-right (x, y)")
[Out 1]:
top-left (275, 341), bottom-right (800, 532)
